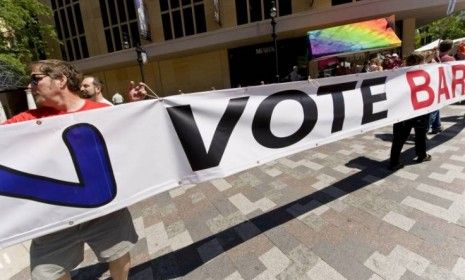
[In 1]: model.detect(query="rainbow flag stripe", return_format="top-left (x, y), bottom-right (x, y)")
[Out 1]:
top-left (308, 17), bottom-right (402, 59)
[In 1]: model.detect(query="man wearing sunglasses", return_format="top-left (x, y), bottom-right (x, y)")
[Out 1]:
top-left (2, 59), bottom-right (138, 280)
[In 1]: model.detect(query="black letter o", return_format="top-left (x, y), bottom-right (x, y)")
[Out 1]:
top-left (252, 90), bottom-right (317, 148)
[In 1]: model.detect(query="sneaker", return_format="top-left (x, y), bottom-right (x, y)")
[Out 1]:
top-left (416, 154), bottom-right (432, 163)
top-left (430, 127), bottom-right (443, 134)
top-left (389, 162), bottom-right (404, 171)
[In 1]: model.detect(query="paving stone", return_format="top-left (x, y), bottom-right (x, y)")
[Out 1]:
top-left (409, 188), bottom-right (454, 210)
top-left (387, 245), bottom-right (430, 276)
top-left (229, 193), bottom-right (276, 215)
top-left (312, 241), bottom-right (373, 280)
top-left (207, 212), bottom-right (246, 234)
top-left (409, 223), bottom-right (445, 245)
top-left (383, 211), bottom-right (416, 231)
top-left (201, 254), bottom-right (238, 280)
top-left (400, 270), bottom-right (427, 280)
top-left (307, 258), bottom-right (347, 280)
top-left (8, 267), bottom-right (30, 280)
top-left (228, 252), bottom-right (266, 280)
top-left (224, 271), bottom-right (245, 280)
top-left (197, 238), bottom-right (224, 263)
top-left (422, 264), bottom-right (465, 280)
top-left (254, 247), bottom-right (290, 279)
top-left (277, 244), bottom-right (319, 279)
top-left (364, 251), bottom-right (407, 280)
top-left (211, 178), bottom-right (233, 192)
top-left (263, 226), bottom-right (300, 254)
top-left (452, 257), bottom-right (465, 277)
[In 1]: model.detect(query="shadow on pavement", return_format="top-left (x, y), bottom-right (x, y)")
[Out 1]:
top-left (72, 117), bottom-right (464, 280)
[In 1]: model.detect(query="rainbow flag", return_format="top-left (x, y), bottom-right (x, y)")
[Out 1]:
top-left (308, 17), bottom-right (401, 59)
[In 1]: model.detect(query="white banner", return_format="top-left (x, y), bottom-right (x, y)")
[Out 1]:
top-left (1, 61), bottom-right (465, 249)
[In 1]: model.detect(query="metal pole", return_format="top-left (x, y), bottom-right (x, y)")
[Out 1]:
top-left (270, 1), bottom-right (279, 83)
top-left (138, 60), bottom-right (145, 83)
top-left (136, 45), bottom-right (146, 83)
top-left (271, 18), bottom-right (279, 82)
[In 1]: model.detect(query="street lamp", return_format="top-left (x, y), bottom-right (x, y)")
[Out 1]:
top-left (270, 1), bottom-right (279, 82)
top-left (135, 44), bottom-right (147, 83)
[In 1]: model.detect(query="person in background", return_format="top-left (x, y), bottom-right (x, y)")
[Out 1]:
top-left (455, 42), bottom-right (465, 60)
top-left (284, 65), bottom-right (303, 81)
top-left (80, 76), bottom-right (113, 105)
top-left (437, 39), bottom-right (455, 62)
top-left (382, 54), bottom-right (395, 70)
top-left (422, 49), bottom-right (438, 64)
top-left (389, 52), bottom-right (431, 171)
top-left (367, 57), bottom-right (383, 72)
top-left (2, 59), bottom-right (138, 280)
top-left (127, 80), bottom-right (148, 101)
top-left (112, 92), bottom-right (124, 104)
top-left (82, 77), bottom-right (149, 105)
top-left (430, 40), bottom-right (455, 134)
top-left (391, 53), bottom-right (402, 68)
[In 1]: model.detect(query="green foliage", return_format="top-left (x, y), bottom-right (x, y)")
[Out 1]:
top-left (416, 13), bottom-right (465, 48)
top-left (0, 0), bottom-right (57, 76)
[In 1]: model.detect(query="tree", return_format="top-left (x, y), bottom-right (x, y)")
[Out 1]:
top-left (0, 0), bottom-right (56, 79)
top-left (416, 12), bottom-right (465, 48)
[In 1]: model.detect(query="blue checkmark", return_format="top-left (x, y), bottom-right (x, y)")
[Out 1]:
top-left (0, 123), bottom-right (117, 208)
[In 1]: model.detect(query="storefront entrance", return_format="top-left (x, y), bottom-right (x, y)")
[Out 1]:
top-left (228, 37), bottom-right (308, 87)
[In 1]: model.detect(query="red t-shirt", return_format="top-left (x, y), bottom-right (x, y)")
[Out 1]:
top-left (2, 100), bottom-right (109, 124)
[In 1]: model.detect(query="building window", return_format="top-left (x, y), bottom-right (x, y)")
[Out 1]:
top-left (99, 0), bottom-right (140, 53)
top-left (331, 0), bottom-right (353, 5)
top-left (235, 0), bottom-right (291, 25)
top-left (159, 0), bottom-right (207, 40)
top-left (51, 0), bottom-right (89, 61)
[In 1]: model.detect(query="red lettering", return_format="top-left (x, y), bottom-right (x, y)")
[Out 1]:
top-left (452, 64), bottom-right (465, 97)
top-left (437, 67), bottom-right (451, 102)
top-left (406, 70), bottom-right (434, 109)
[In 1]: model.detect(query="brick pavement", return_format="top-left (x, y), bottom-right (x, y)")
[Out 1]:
top-left (3, 104), bottom-right (465, 280)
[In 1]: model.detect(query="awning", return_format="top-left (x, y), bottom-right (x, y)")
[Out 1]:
top-left (308, 16), bottom-right (402, 60)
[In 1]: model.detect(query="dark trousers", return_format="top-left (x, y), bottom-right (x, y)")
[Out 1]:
top-left (390, 114), bottom-right (429, 165)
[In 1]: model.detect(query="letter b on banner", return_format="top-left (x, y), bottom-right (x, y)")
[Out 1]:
top-left (252, 90), bottom-right (317, 148)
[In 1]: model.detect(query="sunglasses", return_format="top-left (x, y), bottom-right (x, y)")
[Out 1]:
top-left (30, 74), bottom-right (48, 85)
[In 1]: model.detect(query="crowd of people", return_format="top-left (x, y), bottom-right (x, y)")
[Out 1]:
top-left (317, 51), bottom-right (404, 77)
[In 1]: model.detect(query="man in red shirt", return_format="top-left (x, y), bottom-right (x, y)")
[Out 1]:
top-left (3, 61), bottom-right (109, 124)
top-left (2, 59), bottom-right (138, 280)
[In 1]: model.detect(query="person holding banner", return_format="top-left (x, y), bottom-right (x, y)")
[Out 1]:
top-left (455, 42), bottom-right (465, 60)
top-left (81, 76), bottom-right (149, 105)
top-left (80, 76), bottom-right (113, 105)
top-left (389, 53), bottom-right (432, 171)
top-left (127, 80), bottom-right (149, 101)
top-left (429, 39), bottom-right (455, 134)
top-left (2, 59), bottom-right (138, 280)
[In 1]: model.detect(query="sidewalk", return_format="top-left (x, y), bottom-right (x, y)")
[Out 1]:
top-left (3, 104), bottom-right (465, 280)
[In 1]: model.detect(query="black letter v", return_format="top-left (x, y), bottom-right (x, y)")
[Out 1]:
top-left (167, 97), bottom-right (249, 171)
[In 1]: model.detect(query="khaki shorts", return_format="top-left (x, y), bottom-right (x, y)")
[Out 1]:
top-left (30, 208), bottom-right (138, 280)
